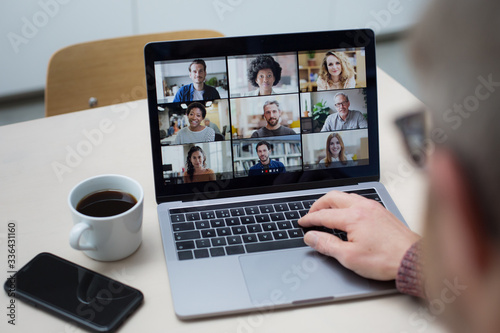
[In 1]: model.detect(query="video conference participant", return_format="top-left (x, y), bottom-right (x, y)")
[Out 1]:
top-left (321, 92), bottom-right (367, 131)
top-left (173, 102), bottom-right (215, 144)
top-left (251, 100), bottom-right (296, 137)
top-left (318, 132), bottom-right (355, 168)
top-left (173, 59), bottom-right (221, 102)
top-left (248, 141), bottom-right (286, 176)
top-left (317, 51), bottom-right (356, 91)
top-left (183, 146), bottom-right (216, 183)
top-left (204, 118), bottom-right (221, 134)
top-left (246, 55), bottom-right (282, 96)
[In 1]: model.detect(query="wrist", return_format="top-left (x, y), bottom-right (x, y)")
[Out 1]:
top-left (396, 240), bottom-right (426, 298)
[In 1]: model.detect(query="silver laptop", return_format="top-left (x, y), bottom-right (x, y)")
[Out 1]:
top-left (144, 29), bottom-right (406, 319)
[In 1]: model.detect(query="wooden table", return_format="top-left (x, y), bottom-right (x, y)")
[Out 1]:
top-left (0, 69), bottom-right (444, 333)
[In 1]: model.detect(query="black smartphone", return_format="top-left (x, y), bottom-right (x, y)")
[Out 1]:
top-left (4, 252), bottom-right (144, 332)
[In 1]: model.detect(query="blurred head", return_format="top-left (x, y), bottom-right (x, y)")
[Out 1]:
top-left (334, 93), bottom-right (350, 120)
top-left (325, 133), bottom-right (346, 166)
top-left (248, 55), bottom-right (282, 89)
top-left (256, 141), bottom-right (271, 165)
top-left (319, 51), bottom-right (355, 86)
top-left (263, 100), bottom-right (282, 128)
top-left (189, 59), bottom-right (207, 85)
top-left (409, 0), bottom-right (500, 331)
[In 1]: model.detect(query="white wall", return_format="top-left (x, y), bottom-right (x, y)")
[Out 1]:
top-left (0, 0), bottom-right (430, 98)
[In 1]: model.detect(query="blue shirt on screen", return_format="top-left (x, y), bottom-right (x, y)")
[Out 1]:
top-left (173, 83), bottom-right (220, 102)
top-left (248, 160), bottom-right (286, 176)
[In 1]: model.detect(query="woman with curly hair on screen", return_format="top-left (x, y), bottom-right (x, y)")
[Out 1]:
top-left (183, 146), bottom-right (216, 183)
top-left (318, 132), bottom-right (355, 168)
top-left (246, 55), bottom-right (282, 96)
top-left (317, 51), bottom-right (356, 90)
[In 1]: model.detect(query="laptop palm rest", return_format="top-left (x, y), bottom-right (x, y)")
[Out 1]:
top-left (239, 248), bottom-right (392, 306)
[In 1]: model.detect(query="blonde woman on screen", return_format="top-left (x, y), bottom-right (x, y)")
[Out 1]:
top-left (317, 51), bottom-right (356, 90)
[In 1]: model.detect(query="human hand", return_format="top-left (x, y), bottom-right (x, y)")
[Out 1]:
top-left (298, 191), bottom-right (421, 280)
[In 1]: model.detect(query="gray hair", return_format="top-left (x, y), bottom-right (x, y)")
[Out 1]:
top-left (410, 0), bottom-right (500, 237)
top-left (263, 100), bottom-right (280, 112)
top-left (334, 92), bottom-right (349, 102)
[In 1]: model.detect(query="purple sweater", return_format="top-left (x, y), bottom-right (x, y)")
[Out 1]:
top-left (396, 240), bottom-right (426, 298)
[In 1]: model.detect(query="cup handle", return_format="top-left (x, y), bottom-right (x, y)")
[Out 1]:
top-left (69, 223), bottom-right (96, 251)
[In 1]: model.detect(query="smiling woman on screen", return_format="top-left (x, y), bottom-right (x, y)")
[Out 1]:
top-left (173, 102), bottom-right (215, 145)
top-left (317, 51), bottom-right (356, 91)
top-left (318, 132), bottom-right (355, 168)
top-left (183, 146), bottom-right (216, 183)
top-left (246, 55), bottom-right (282, 96)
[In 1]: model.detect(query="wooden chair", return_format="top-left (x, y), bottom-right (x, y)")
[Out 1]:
top-left (45, 30), bottom-right (224, 117)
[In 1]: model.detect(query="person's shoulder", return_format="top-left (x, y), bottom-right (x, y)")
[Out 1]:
top-left (204, 84), bottom-right (220, 98)
top-left (352, 110), bottom-right (367, 124)
top-left (174, 127), bottom-right (188, 143)
top-left (178, 84), bottom-right (192, 93)
top-left (345, 76), bottom-right (356, 88)
top-left (173, 84), bottom-right (191, 102)
top-left (251, 127), bottom-right (265, 137)
top-left (282, 126), bottom-right (296, 134)
top-left (347, 110), bottom-right (364, 119)
top-left (205, 84), bottom-right (217, 92)
top-left (325, 113), bottom-right (336, 122)
top-left (178, 126), bottom-right (190, 134)
top-left (249, 163), bottom-right (260, 170)
top-left (246, 89), bottom-right (259, 96)
top-left (176, 127), bottom-right (188, 136)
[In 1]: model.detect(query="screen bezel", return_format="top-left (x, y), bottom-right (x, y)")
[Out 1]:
top-left (144, 30), bottom-right (379, 204)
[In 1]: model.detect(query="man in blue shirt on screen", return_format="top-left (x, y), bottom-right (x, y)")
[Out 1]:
top-left (173, 59), bottom-right (221, 102)
top-left (248, 141), bottom-right (286, 176)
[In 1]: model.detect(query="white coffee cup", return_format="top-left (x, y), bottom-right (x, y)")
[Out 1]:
top-left (68, 174), bottom-right (144, 261)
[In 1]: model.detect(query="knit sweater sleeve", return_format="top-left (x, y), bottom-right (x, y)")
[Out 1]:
top-left (396, 240), bottom-right (426, 298)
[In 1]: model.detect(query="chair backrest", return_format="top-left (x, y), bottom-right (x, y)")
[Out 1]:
top-left (45, 30), bottom-right (224, 117)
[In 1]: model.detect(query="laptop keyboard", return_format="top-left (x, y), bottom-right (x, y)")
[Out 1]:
top-left (169, 189), bottom-right (383, 260)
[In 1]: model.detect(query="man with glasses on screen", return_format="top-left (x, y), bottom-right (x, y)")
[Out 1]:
top-left (320, 93), bottom-right (367, 131)
top-left (299, 0), bottom-right (500, 332)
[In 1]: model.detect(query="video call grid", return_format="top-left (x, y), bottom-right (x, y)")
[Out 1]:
top-left (155, 48), bottom-right (369, 183)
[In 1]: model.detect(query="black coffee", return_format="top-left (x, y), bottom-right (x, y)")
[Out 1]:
top-left (76, 190), bottom-right (137, 218)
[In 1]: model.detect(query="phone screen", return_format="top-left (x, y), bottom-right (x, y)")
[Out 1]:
top-left (4, 253), bottom-right (143, 332)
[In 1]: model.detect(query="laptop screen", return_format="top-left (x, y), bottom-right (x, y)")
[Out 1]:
top-left (145, 30), bottom-right (379, 202)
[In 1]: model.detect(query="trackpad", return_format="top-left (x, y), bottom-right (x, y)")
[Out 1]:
top-left (239, 248), bottom-right (374, 306)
